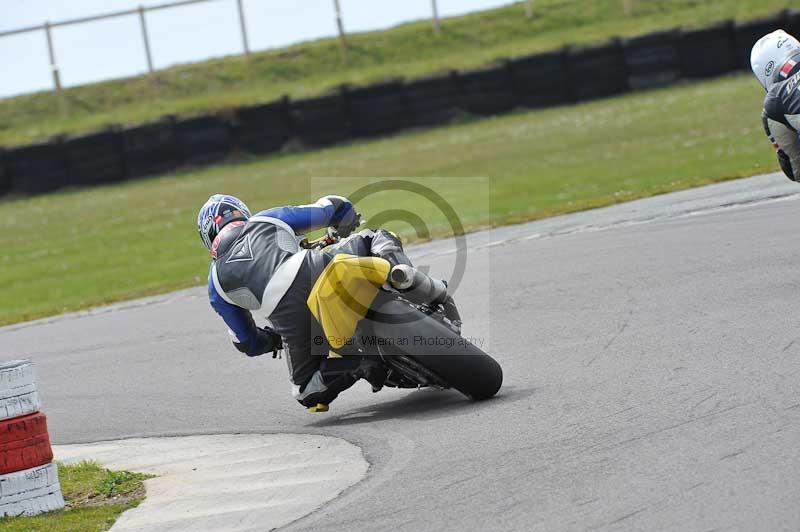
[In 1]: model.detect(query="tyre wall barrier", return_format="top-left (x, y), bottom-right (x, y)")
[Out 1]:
top-left (622, 29), bottom-right (681, 90)
top-left (788, 10), bottom-right (800, 37)
top-left (457, 65), bottom-right (517, 116)
top-left (5, 141), bottom-right (69, 195)
top-left (566, 40), bottom-right (630, 101)
top-left (0, 360), bottom-right (63, 518)
top-left (2, 10), bottom-right (795, 198)
top-left (403, 72), bottom-right (462, 127)
top-left (122, 118), bottom-right (181, 178)
top-left (290, 92), bottom-right (350, 147)
top-left (175, 114), bottom-right (233, 165)
top-left (64, 129), bottom-right (125, 187)
top-left (0, 150), bottom-right (7, 197)
top-left (0, 361), bottom-right (40, 421)
top-left (345, 81), bottom-right (408, 137)
top-left (233, 98), bottom-right (292, 154)
top-left (678, 22), bottom-right (738, 79)
top-left (0, 414), bottom-right (53, 475)
top-left (0, 463), bottom-right (64, 517)
top-left (508, 49), bottom-right (570, 108)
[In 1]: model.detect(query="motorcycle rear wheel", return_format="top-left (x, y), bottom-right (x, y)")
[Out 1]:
top-left (366, 294), bottom-right (503, 400)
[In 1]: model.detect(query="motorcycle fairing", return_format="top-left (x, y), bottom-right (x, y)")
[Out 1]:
top-left (307, 254), bottom-right (391, 349)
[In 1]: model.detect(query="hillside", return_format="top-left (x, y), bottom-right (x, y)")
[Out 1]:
top-left (0, 0), bottom-right (793, 146)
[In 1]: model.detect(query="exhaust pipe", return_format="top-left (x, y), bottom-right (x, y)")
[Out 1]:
top-left (389, 265), bottom-right (448, 305)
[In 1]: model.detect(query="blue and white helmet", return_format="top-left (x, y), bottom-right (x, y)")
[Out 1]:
top-left (197, 194), bottom-right (252, 250)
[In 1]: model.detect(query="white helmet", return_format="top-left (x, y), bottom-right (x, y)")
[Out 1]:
top-left (751, 30), bottom-right (800, 91)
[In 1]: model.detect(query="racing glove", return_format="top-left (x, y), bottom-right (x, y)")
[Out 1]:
top-left (325, 195), bottom-right (361, 238)
top-left (233, 326), bottom-right (283, 358)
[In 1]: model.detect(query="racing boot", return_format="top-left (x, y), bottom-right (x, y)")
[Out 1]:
top-left (299, 357), bottom-right (387, 412)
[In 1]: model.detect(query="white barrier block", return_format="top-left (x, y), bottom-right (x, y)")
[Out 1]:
top-left (0, 390), bottom-right (41, 421)
top-left (0, 463), bottom-right (65, 516)
top-left (0, 360), bottom-right (36, 392)
top-left (0, 360), bottom-right (41, 420)
top-left (0, 488), bottom-right (65, 518)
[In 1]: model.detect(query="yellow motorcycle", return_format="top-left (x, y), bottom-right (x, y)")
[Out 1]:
top-left (305, 235), bottom-right (503, 401)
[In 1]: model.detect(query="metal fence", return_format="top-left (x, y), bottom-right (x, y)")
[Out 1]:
top-left (0, 0), bottom-right (456, 95)
top-left (1, 0), bottom-right (251, 97)
top-left (1, 0), bottom-right (634, 97)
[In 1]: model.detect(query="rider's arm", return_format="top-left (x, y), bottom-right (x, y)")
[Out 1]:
top-left (763, 94), bottom-right (800, 181)
top-left (256, 195), bottom-right (356, 234)
top-left (208, 273), bottom-right (281, 357)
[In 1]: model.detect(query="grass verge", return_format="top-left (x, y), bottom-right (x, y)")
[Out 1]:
top-left (0, 72), bottom-right (775, 325)
top-left (0, 0), bottom-right (793, 145)
top-left (0, 461), bottom-right (151, 532)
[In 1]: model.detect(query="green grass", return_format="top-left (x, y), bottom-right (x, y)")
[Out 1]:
top-left (0, 72), bottom-right (774, 325)
top-left (0, 462), bottom-right (151, 532)
top-left (0, 0), bottom-right (793, 146)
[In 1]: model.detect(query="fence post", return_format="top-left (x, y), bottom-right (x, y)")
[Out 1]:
top-left (525, 0), bottom-right (534, 19)
top-left (138, 6), bottom-right (154, 74)
top-left (431, 0), bottom-right (441, 35)
top-left (236, 0), bottom-right (250, 58)
top-left (43, 22), bottom-right (62, 95)
top-left (43, 22), bottom-right (66, 113)
top-left (333, 0), bottom-right (347, 59)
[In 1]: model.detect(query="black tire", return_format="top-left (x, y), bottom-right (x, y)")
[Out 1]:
top-left (368, 295), bottom-right (503, 400)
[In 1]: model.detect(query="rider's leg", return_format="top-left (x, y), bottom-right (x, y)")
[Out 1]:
top-left (278, 325), bottom-right (374, 410)
top-left (269, 248), bottom-right (390, 411)
top-left (292, 355), bottom-right (386, 409)
top-left (292, 358), bottom-right (359, 409)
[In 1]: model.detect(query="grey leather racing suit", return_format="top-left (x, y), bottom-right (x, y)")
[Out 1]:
top-left (207, 196), bottom-right (410, 407)
top-left (763, 63), bottom-right (800, 181)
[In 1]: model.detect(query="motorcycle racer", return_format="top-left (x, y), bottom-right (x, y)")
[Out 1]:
top-left (751, 30), bottom-right (800, 181)
top-left (197, 193), bottom-right (457, 410)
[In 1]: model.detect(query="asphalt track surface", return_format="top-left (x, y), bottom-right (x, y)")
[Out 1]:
top-left (3, 173), bottom-right (800, 531)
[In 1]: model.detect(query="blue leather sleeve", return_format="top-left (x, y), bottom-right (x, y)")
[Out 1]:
top-left (257, 196), bottom-right (353, 233)
top-left (208, 271), bottom-right (257, 346)
top-left (257, 205), bottom-right (334, 233)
